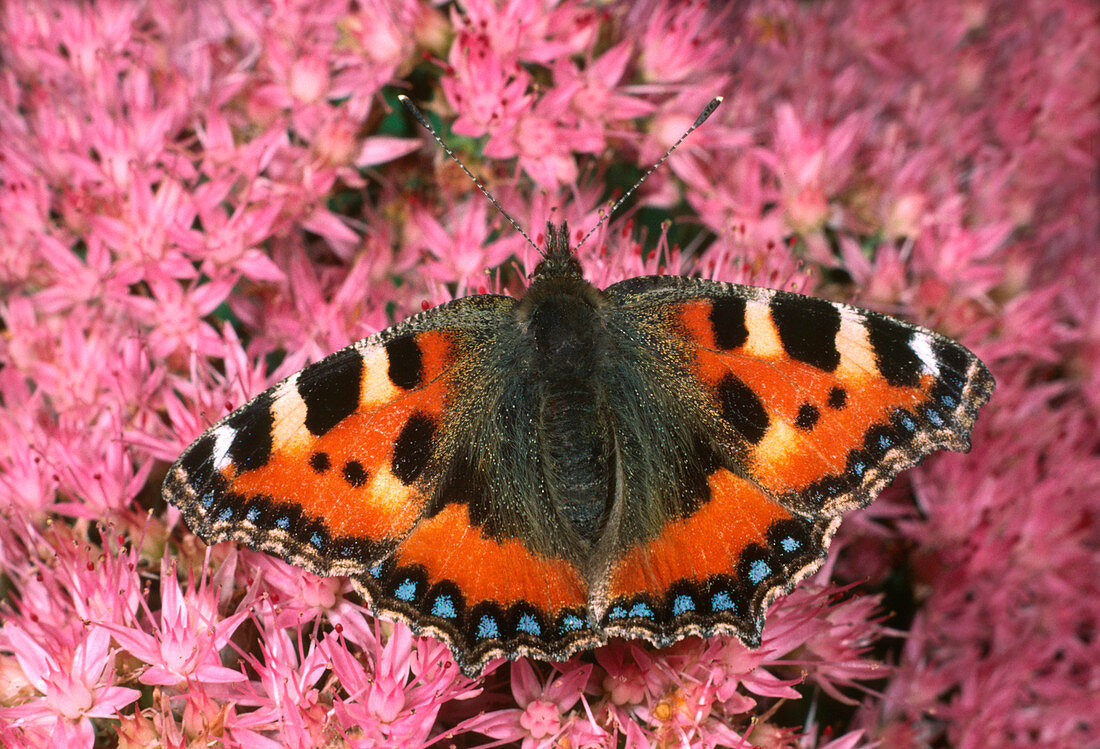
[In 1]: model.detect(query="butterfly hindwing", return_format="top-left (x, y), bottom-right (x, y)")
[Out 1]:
top-left (597, 468), bottom-right (824, 646)
top-left (592, 276), bottom-right (994, 642)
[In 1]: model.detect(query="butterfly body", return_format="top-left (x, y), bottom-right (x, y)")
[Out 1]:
top-left (165, 222), bottom-right (993, 676)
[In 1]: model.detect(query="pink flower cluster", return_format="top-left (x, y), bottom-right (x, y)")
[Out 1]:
top-left (1, 0), bottom-right (1096, 747)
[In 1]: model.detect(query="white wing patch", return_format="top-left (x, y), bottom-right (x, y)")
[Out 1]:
top-left (210, 424), bottom-right (237, 471)
top-left (910, 333), bottom-right (941, 377)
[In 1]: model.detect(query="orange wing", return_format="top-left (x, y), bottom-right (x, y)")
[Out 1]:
top-left (166, 324), bottom-right (466, 576)
top-left (595, 278), bottom-right (993, 644)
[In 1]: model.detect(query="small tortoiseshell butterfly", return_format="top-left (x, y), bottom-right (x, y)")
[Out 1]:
top-left (164, 97), bottom-right (994, 677)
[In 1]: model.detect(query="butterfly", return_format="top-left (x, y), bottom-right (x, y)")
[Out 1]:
top-left (163, 97), bottom-right (994, 677)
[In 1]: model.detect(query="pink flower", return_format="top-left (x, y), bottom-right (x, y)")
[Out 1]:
top-left (226, 616), bottom-right (333, 745)
top-left (550, 41), bottom-right (656, 127)
top-left (771, 104), bottom-right (865, 234)
top-left (631, 0), bottom-right (737, 84)
top-left (99, 558), bottom-right (248, 687)
top-left (492, 94), bottom-right (606, 188)
top-left (319, 605), bottom-right (481, 745)
top-left (407, 197), bottom-right (518, 289)
top-left (452, 0), bottom-right (598, 66)
top-left (443, 30), bottom-right (532, 139)
top-left (600, 654), bottom-right (649, 706)
top-left (0, 626), bottom-right (140, 748)
top-left (477, 660), bottom-right (593, 748)
top-left (520, 698), bottom-right (562, 738)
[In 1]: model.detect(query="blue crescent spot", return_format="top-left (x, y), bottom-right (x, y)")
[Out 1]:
top-left (673, 595), bottom-right (695, 615)
top-left (477, 615), bottom-right (500, 639)
top-left (926, 409), bottom-right (945, 426)
top-left (217, 506), bottom-right (233, 521)
top-left (394, 578), bottom-right (417, 601)
top-left (900, 415), bottom-right (916, 431)
top-left (309, 533), bottom-right (323, 548)
top-left (431, 595), bottom-right (456, 619)
top-left (878, 434), bottom-right (892, 449)
top-left (246, 507), bottom-right (260, 522)
top-left (941, 394), bottom-right (957, 407)
top-left (517, 613), bottom-right (541, 636)
top-left (560, 614), bottom-right (585, 632)
top-left (781, 536), bottom-right (800, 553)
top-left (368, 562), bottom-right (384, 578)
top-left (711, 591), bottom-right (736, 611)
top-left (851, 461), bottom-right (866, 477)
top-left (200, 492), bottom-right (216, 509)
top-left (608, 605), bottom-right (628, 619)
top-left (629, 603), bottom-right (654, 619)
top-left (748, 559), bottom-right (771, 583)
top-left (276, 516), bottom-right (290, 530)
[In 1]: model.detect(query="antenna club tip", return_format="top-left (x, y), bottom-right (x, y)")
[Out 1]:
top-left (397, 94), bottom-right (410, 102)
top-left (713, 95), bottom-right (724, 104)
top-left (693, 97), bottom-right (723, 127)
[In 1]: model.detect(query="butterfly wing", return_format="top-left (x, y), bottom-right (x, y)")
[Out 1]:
top-left (164, 294), bottom-right (591, 675)
top-left (594, 275), bottom-right (994, 645)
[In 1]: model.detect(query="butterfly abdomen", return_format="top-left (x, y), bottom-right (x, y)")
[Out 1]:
top-left (539, 379), bottom-right (613, 543)
top-left (520, 275), bottom-right (616, 545)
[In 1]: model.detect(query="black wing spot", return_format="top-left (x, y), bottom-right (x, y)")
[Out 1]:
top-left (865, 314), bottom-right (921, 387)
top-left (433, 445), bottom-right (512, 540)
top-left (769, 295), bottom-right (841, 372)
top-left (678, 432), bottom-right (723, 516)
top-left (718, 374), bottom-right (770, 445)
top-left (309, 451), bottom-right (331, 473)
top-left (392, 412), bottom-right (437, 485)
top-left (794, 403), bottom-right (820, 430)
top-left (827, 386), bottom-right (847, 409)
top-left (342, 460), bottom-right (369, 487)
top-left (178, 434), bottom-right (216, 489)
top-left (385, 336), bottom-right (423, 390)
top-left (298, 347), bottom-right (364, 436)
top-left (227, 392), bottom-right (275, 471)
top-left (709, 296), bottom-right (748, 350)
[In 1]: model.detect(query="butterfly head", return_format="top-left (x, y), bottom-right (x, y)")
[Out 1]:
top-left (531, 222), bottom-right (583, 281)
top-left (519, 220), bottom-right (604, 316)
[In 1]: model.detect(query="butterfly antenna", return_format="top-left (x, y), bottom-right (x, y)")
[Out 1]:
top-left (398, 94), bottom-right (540, 254)
top-left (575, 96), bottom-right (723, 252)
